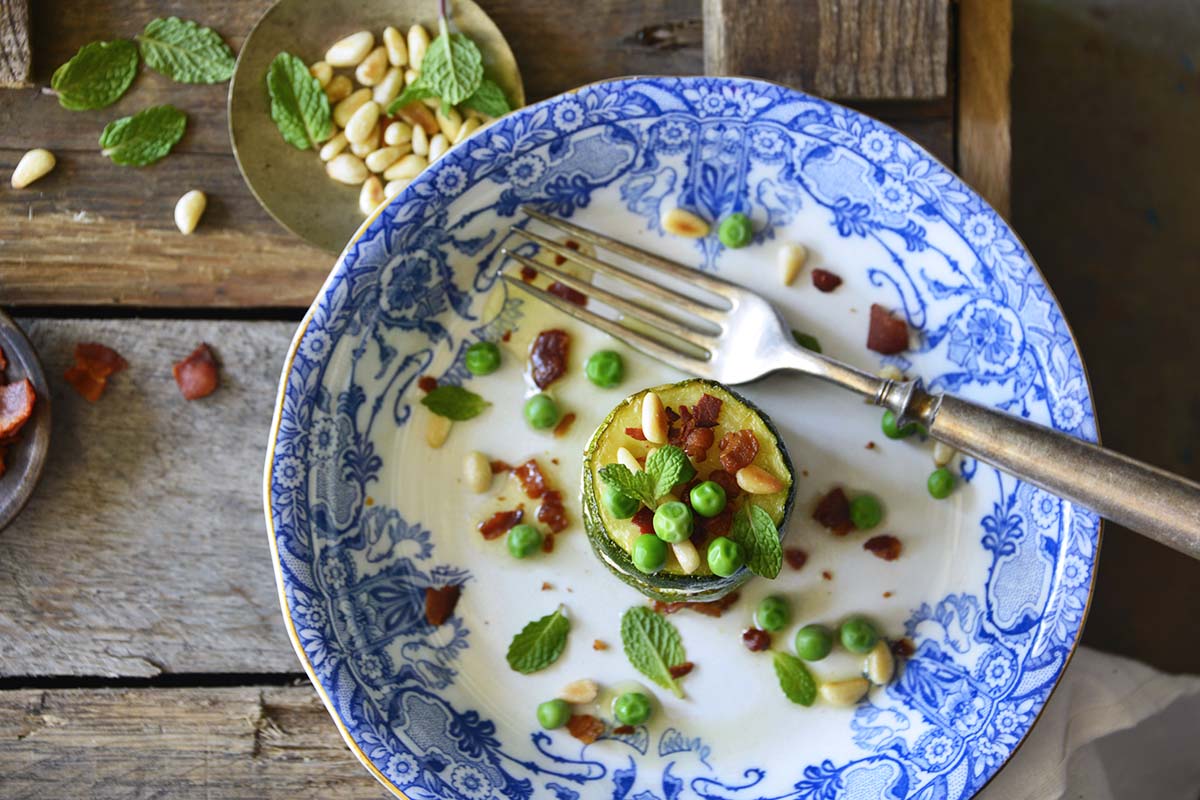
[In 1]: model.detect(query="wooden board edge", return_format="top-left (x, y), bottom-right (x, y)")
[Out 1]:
top-left (956, 0), bottom-right (1012, 219)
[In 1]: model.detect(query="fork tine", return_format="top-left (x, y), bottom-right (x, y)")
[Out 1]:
top-left (521, 206), bottom-right (741, 301)
top-left (501, 275), bottom-right (711, 374)
top-left (509, 226), bottom-right (727, 324)
top-left (500, 248), bottom-right (718, 350)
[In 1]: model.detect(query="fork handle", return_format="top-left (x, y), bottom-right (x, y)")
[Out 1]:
top-left (890, 385), bottom-right (1200, 558)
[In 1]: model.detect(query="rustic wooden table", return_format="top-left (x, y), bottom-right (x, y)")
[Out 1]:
top-left (0, 1), bottom-right (1022, 796)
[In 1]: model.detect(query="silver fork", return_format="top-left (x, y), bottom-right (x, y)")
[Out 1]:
top-left (499, 207), bottom-right (1200, 559)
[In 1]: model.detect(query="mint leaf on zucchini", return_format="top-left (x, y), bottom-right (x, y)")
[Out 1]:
top-left (729, 504), bottom-right (783, 579)
top-left (99, 105), bottom-right (187, 166)
top-left (138, 17), bottom-right (236, 84)
top-left (773, 651), bottom-right (817, 706)
top-left (266, 51), bottom-right (332, 150)
top-left (645, 444), bottom-right (689, 500)
top-left (51, 39), bottom-right (139, 110)
top-left (421, 385), bottom-right (490, 421)
top-left (506, 607), bottom-right (570, 674)
top-left (621, 606), bottom-right (687, 698)
top-left (598, 463), bottom-right (656, 508)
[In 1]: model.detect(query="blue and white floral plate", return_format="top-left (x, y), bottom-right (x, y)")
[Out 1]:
top-left (265, 77), bottom-right (1100, 800)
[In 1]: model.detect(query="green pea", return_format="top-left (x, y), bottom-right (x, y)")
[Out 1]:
top-left (791, 330), bottom-right (822, 354)
top-left (928, 467), bottom-right (955, 499)
top-left (755, 595), bottom-right (791, 633)
top-left (706, 536), bottom-right (745, 578)
top-left (613, 691), bottom-right (653, 725)
top-left (794, 624), bottom-right (834, 661)
top-left (585, 350), bottom-right (625, 388)
top-left (689, 481), bottom-right (727, 518)
top-left (507, 524), bottom-right (543, 559)
top-left (632, 533), bottom-right (668, 574)
top-left (881, 409), bottom-right (921, 439)
top-left (839, 616), bottom-right (879, 654)
top-left (464, 341), bottom-right (501, 376)
top-left (849, 494), bottom-right (884, 530)
top-left (717, 212), bottom-right (753, 249)
top-left (537, 698), bottom-right (571, 730)
top-left (653, 501), bottom-right (693, 543)
top-left (604, 484), bottom-right (640, 519)
top-left (524, 393), bottom-right (560, 430)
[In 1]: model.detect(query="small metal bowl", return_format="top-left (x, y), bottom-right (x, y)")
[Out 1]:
top-left (229, 0), bottom-right (525, 253)
top-left (0, 310), bottom-right (50, 533)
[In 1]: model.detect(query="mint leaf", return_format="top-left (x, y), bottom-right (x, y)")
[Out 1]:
top-left (773, 652), bottom-right (817, 706)
top-left (506, 608), bottom-right (570, 674)
top-left (138, 17), bottom-right (236, 84)
top-left (51, 40), bottom-right (139, 111)
top-left (461, 78), bottom-right (511, 118)
top-left (99, 105), bottom-right (187, 166)
top-left (420, 31), bottom-right (483, 107)
top-left (598, 463), bottom-right (656, 508)
top-left (645, 445), bottom-right (688, 500)
top-left (266, 51), bottom-right (332, 150)
top-left (420, 385), bottom-right (490, 420)
top-left (729, 505), bottom-right (783, 579)
top-left (621, 606), bottom-right (687, 698)
top-left (386, 79), bottom-right (436, 115)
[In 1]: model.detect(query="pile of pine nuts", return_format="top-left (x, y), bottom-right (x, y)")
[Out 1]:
top-left (312, 24), bottom-right (494, 217)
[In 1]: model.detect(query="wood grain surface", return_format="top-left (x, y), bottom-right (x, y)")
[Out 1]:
top-left (0, 319), bottom-right (296, 677)
top-left (957, 0), bottom-right (1012, 217)
top-left (0, 0), bottom-right (30, 88)
top-left (0, 686), bottom-right (385, 798)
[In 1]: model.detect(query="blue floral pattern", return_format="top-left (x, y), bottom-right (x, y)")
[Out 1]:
top-left (266, 77), bottom-right (1100, 800)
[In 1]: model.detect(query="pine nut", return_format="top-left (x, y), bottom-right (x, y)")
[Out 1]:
top-left (10, 148), bottom-right (55, 189)
top-left (411, 124), bottom-right (429, 156)
top-left (383, 153), bottom-right (427, 181)
top-left (309, 60), bottom-right (332, 87)
top-left (421, 97), bottom-right (440, 110)
top-left (616, 447), bottom-right (641, 473)
top-left (407, 24), bottom-right (430, 69)
top-left (426, 412), bottom-right (452, 448)
top-left (819, 677), bottom-right (870, 707)
top-left (359, 175), bottom-right (385, 215)
top-left (436, 106), bottom-right (462, 141)
top-left (778, 242), bottom-right (808, 286)
top-left (326, 153), bottom-right (368, 185)
top-left (173, 189), bottom-right (206, 234)
top-left (661, 207), bottom-right (709, 238)
top-left (373, 67), bottom-right (404, 107)
top-left (672, 540), bottom-right (701, 574)
top-left (384, 121), bottom-right (413, 145)
top-left (428, 132), bottom-right (448, 161)
top-left (333, 88), bottom-right (371, 128)
top-left (463, 451), bottom-right (492, 493)
top-left (735, 465), bottom-right (785, 495)
top-left (325, 31), bottom-right (374, 67)
top-left (319, 131), bottom-right (348, 161)
top-left (641, 391), bottom-right (668, 444)
top-left (558, 679), bottom-right (599, 704)
top-left (404, 68), bottom-right (419, 86)
top-left (355, 46), bottom-right (389, 86)
top-left (383, 26), bottom-right (408, 67)
top-left (384, 178), bottom-right (410, 198)
top-left (865, 640), bottom-right (894, 685)
top-left (324, 75), bottom-right (353, 103)
top-left (349, 124), bottom-right (381, 157)
top-left (344, 101), bottom-right (381, 144)
top-left (365, 146), bottom-right (405, 173)
top-left (454, 117), bottom-right (481, 144)
top-left (933, 441), bottom-right (957, 468)
top-left (877, 365), bottom-right (904, 382)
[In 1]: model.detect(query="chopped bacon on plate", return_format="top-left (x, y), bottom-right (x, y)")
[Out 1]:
top-left (424, 584), bottom-right (462, 626)
top-left (64, 342), bottom-right (127, 402)
top-left (813, 486), bottom-right (853, 535)
top-left (867, 304), bottom-right (909, 354)
top-left (173, 343), bottom-right (219, 400)
top-left (0, 379), bottom-right (35, 438)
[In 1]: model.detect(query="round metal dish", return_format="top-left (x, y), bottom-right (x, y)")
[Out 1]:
top-left (0, 310), bottom-right (50, 533)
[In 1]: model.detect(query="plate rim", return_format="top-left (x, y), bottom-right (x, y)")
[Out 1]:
top-left (0, 310), bottom-right (52, 534)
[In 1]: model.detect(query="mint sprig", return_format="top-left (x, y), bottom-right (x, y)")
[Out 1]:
top-left (138, 17), bottom-right (236, 84)
top-left (99, 105), bottom-right (187, 166)
top-left (773, 652), bottom-right (817, 706)
top-left (506, 607), bottom-right (570, 674)
top-left (600, 444), bottom-right (689, 510)
top-left (621, 606), bottom-right (687, 698)
top-left (461, 78), bottom-right (511, 119)
top-left (729, 504), bottom-right (783, 579)
top-left (421, 18), bottom-right (484, 108)
top-left (266, 51), bottom-right (332, 150)
top-left (51, 39), bottom-right (139, 111)
top-left (420, 385), bottom-right (490, 421)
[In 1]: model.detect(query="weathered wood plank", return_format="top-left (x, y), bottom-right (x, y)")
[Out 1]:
top-left (957, 0), bottom-right (1011, 217)
top-left (0, 319), bottom-right (299, 677)
top-left (0, 0), bottom-right (30, 88)
top-left (704, 0), bottom-right (949, 99)
top-left (0, 686), bottom-right (384, 798)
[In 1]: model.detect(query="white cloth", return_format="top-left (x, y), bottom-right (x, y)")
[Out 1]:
top-left (981, 646), bottom-right (1200, 800)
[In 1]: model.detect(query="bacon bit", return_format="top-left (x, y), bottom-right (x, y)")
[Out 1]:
top-left (694, 393), bottom-right (722, 426)
top-left (865, 441), bottom-right (877, 450)
top-left (612, 724), bottom-right (635, 735)
top-left (668, 662), bottom-right (695, 678)
top-left (883, 591), bottom-right (893, 598)
top-left (501, 330), bottom-right (512, 343)
top-left (424, 585), bottom-right (462, 626)
top-left (566, 714), bottom-right (605, 745)
top-left (813, 487), bottom-right (853, 535)
top-left (784, 548), bottom-right (809, 571)
top-left (553, 412), bottom-right (576, 438)
top-left (867, 304), bottom-right (909, 355)
top-left (547, 281), bottom-right (588, 306)
top-left (514, 459), bottom-right (550, 499)
top-left (172, 343), bottom-right (219, 401)
top-left (693, 506), bottom-right (731, 546)
top-left (892, 638), bottom-right (916, 658)
top-left (490, 459), bottom-right (515, 474)
top-left (802, 468), bottom-right (810, 477)
top-left (864, 534), bottom-right (902, 561)
top-left (417, 375), bottom-right (438, 393)
top-left (541, 533), bottom-right (556, 553)
top-left (537, 489), bottom-right (569, 533)
top-left (811, 269), bottom-right (843, 292)
top-left (0, 379), bottom-right (35, 438)
top-left (64, 342), bottom-right (127, 402)
top-left (664, 406), bottom-right (680, 423)
top-left (654, 592), bottom-right (739, 618)
top-left (706, 469), bottom-right (741, 500)
top-left (631, 506), bottom-right (655, 534)
top-left (553, 254), bottom-right (566, 267)
top-left (396, 101), bottom-right (438, 135)
top-left (520, 265), bottom-right (538, 282)
top-left (822, 570), bottom-right (833, 581)
top-left (529, 329), bottom-right (570, 389)
top-left (541, 582), bottom-right (553, 591)
top-left (365, 496), bottom-right (375, 506)
top-left (551, 457), bottom-right (559, 465)
top-left (682, 426), bottom-right (714, 462)
top-left (624, 426), bottom-right (647, 441)
top-left (592, 639), bottom-right (609, 651)
top-left (742, 628), bottom-right (771, 652)
top-left (565, 239), bottom-right (580, 251)
top-left (718, 429), bottom-right (759, 473)
top-left (477, 507), bottom-right (523, 540)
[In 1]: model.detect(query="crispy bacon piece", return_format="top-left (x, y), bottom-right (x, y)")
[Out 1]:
top-left (566, 714), bottom-right (605, 745)
top-left (668, 661), bottom-right (695, 678)
top-left (693, 393), bottom-right (722, 426)
top-left (490, 459), bottom-right (515, 474)
top-left (612, 724), bottom-right (635, 735)
top-left (529, 329), bottom-right (570, 389)
top-left (693, 506), bottom-right (731, 546)
top-left (520, 265), bottom-right (538, 282)
top-left (417, 375), bottom-right (438, 393)
top-left (0, 379), bottom-right (35, 438)
top-left (718, 429), bottom-right (759, 473)
top-left (592, 639), bottom-right (609, 651)
top-left (784, 547), bottom-right (809, 571)
top-left (864, 534), bottom-right (902, 561)
top-left (424, 585), bottom-right (462, 626)
top-left (396, 101), bottom-right (437, 134)
top-left (553, 412), bottom-right (576, 438)
top-left (173, 343), bottom-right (219, 401)
top-left (541, 533), bottom-right (556, 553)
top-left (813, 487), bottom-right (853, 535)
top-left (811, 269), bottom-right (843, 292)
top-left (537, 489), bottom-right (569, 533)
top-left (547, 281), bottom-right (588, 306)
top-left (501, 330), bottom-right (512, 342)
top-left (664, 406), bottom-right (680, 423)
top-left (514, 459), bottom-right (549, 499)
top-left (742, 628), bottom-right (771, 652)
top-left (654, 592), bottom-right (739, 618)
top-left (867, 304), bottom-right (909, 354)
top-left (64, 342), bottom-right (127, 402)
top-left (822, 570), bottom-right (833, 581)
top-left (541, 582), bottom-right (553, 591)
top-left (624, 427), bottom-right (647, 441)
top-left (892, 638), bottom-right (916, 658)
top-left (706, 469), bottom-right (741, 500)
top-left (631, 506), bottom-right (654, 534)
top-left (477, 507), bottom-right (523, 540)
top-left (682, 427), bottom-right (714, 462)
